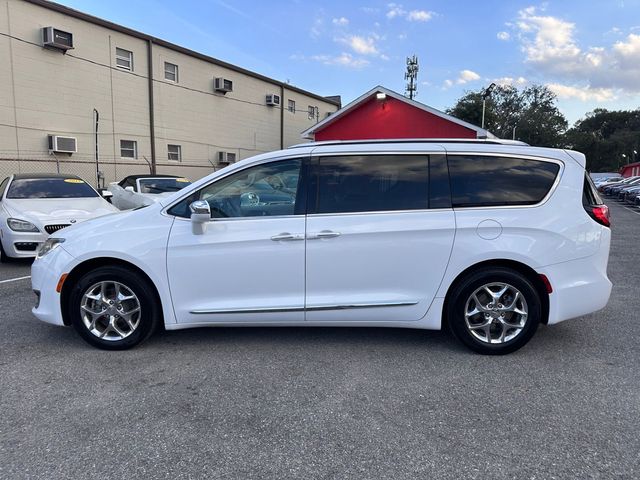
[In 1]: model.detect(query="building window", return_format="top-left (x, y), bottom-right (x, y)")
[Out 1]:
top-left (164, 62), bottom-right (178, 82)
top-left (288, 99), bottom-right (296, 113)
top-left (308, 105), bottom-right (316, 120)
top-left (115, 47), bottom-right (133, 71)
top-left (168, 144), bottom-right (182, 162)
top-left (120, 140), bottom-right (137, 159)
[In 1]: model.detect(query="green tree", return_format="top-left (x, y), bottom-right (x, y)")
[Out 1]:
top-left (447, 84), bottom-right (568, 147)
top-left (564, 109), bottom-right (640, 172)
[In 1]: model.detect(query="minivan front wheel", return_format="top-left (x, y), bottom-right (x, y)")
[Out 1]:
top-left (447, 268), bottom-right (541, 355)
top-left (68, 266), bottom-right (160, 350)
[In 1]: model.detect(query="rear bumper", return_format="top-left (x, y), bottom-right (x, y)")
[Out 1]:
top-left (539, 244), bottom-right (612, 325)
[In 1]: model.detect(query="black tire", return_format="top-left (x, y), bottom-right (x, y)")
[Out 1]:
top-left (447, 267), bottom-right (541, 355)
top-left (67, 266), bottom-right (160, 350)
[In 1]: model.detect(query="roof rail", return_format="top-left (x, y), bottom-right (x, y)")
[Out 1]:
top-left (288, 138), bottom-right (530, 149)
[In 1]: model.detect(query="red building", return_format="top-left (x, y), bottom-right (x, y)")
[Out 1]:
top-left (302, 86), bottom-right (493, 141)
top-left (620, 162), bottom-right (640, 177)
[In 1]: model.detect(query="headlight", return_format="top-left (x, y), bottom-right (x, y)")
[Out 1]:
top-left (7, 218), bottom-right (39, 232)
top-left (36, 238), bottom-right (65, 258)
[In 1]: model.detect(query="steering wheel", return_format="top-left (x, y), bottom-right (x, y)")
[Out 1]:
top-left (241, 191), bottom-right (260, 206)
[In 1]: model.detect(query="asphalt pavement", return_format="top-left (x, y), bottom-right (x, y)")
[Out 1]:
top-left (0, 201), bottom-right (639, 479)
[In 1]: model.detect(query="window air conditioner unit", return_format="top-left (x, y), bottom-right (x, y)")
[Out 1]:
top-left (217, 151), bottom-right (237, 164)
top-left (48, 135), bottom-right (77, 154)
top-left (214, 77), bottom-right (233, 93)
top-left (266, 94), bottom-right (281, 106)
top-left (42, 27), bottom-right (74, 51)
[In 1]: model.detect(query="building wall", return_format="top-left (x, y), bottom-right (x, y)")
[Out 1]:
top-left (0, 0), bottom-right (340, 184)
top-left (314, 96), bottom-right (476, 141)
top-left (620, 162), bottom-right (640, 177)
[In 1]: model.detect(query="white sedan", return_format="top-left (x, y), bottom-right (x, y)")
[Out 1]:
top-left (108, 175), bottom-right (191, 210)
top-left (0, 173), bottom-right (118, 261)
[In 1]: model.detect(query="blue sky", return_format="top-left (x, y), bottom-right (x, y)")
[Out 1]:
top-left (59, 0), bottom-right (640, 124)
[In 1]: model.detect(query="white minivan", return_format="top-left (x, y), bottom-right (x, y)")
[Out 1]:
top-left (31, 140), bottom-right (612, 354)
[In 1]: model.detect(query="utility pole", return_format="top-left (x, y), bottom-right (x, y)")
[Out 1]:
top-left (93, 108), bottom-right (101, 189)
top-left (405, 55), bottom-right (419, 100)
top-left (481, 83), bottom-right (496, 130)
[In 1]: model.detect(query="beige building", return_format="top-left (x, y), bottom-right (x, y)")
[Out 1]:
top-left (0, 0), bottom-right (341, 184)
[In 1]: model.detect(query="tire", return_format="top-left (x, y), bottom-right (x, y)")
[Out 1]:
top-left (67, 266), bottom-right (160, 350)
top-left (447, 267), bottom-right (541, 355)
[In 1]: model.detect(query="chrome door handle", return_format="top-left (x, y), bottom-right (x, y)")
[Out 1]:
top-left (308, 230), bottom-right (341, 240)
top-left (271, 233), bottom-right (304, 241)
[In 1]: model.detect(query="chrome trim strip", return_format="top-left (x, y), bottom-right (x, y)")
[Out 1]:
top-left (189, 300), bottom-right (419, 315)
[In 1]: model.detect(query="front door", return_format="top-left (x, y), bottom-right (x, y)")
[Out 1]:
top-left (305, 153), bottom-right (455, 323)
top-left (166, 158), bottom-right (307, 324)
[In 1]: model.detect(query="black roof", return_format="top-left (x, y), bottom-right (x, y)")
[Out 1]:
top-left (12, 173), bottom-right (83, 180)
top-left (119, 174), bottom-right (182, 182)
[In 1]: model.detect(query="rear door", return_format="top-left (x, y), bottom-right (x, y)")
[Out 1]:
top-left (304, 148), bottom-right (456, 322)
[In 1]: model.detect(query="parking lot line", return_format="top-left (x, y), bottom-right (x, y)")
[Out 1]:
top-left (0, 275), bottom-right (31, 284)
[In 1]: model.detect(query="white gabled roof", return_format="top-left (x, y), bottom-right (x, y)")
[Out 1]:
top-left (301, 85), bottom-right (495, 140)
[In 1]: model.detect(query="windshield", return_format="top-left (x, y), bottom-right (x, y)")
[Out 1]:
top-left (138, 178), bottom-right (191, 193)
top-left (7, 178), bottom-right (98, 199)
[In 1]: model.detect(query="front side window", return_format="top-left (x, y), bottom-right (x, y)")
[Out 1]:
top-left (115, 47), bottom-right (133, 71)
top-left (7, 178), bottom-right (98, 199)
top-left (169, 160), bottom-right (302, 219)
top-left (138, 177), bottom-right (191, 193)
top-left (448, 155), bottom-right (560, 208)
top-left (315, 155), bottom-right (429, 214)
top-left (168, 144), bottom-right (182, 162)
top-left (164, 62), bottom-right (178, 82)
top-left (120, 140), bottom-right (137, 159)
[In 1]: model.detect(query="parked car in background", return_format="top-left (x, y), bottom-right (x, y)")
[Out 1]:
top-left (607, 177), bottom-right (640, 196)
top-left (0, 174), bottom-right (118, 261)
top-left (600, 176), bottom-right (640, 194)
top-left (594, 176), bottom-right (623, 187)
top-left (108, 175), bottom-right (192, 210)
top-left (621, 185), bottom-right (640, 204)
top-left (31, 140), bottom-right (612, 355)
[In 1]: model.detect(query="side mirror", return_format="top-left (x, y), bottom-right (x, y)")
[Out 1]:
top-left (125, 186), bottom-right (135, 192)
top-left (190, 200), bottom-right (211, 235)
top-left (99, 189), bottom-right (113, 203)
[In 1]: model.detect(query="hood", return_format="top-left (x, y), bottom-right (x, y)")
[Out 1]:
top-left (3, 197), bottom-right (119, 227)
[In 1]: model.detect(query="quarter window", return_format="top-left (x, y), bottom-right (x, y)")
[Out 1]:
top-left (120, 140), bottom-right (137, 159)
top-left (164, 62), bottom-right (178, 82)
top-left (115, 47), bottom-right (133, 71)
top-left (168, 160), bottom-right (302, 219)
top-left (315, 155), bottom-right (429, 214)
top-left (448, 155), bottom-right (560, 208)
top-left (168, 144), bottom-right (182, 162)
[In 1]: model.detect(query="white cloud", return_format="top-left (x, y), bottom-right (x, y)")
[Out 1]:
top-left (547, 83), bottom-right (617, 101)
top-left (497, 31), bottom-right (510, 41)
top-left (511, 7), bottom-right (640, 95)
top-left (340, 35), bottom-right (379, 55)
top-left (493, 76), bottom-right (528, 86)
top-left (443, 79), bottom-right (454, 89)
top-left (407, 10), bottom-right (434, 22)
top-left (310, 53), bottom-right (370, 68)
top-left (332, 17), bottom-right (349, 26)
top-left (457, 69), bottom-right (481, 84)
top-left (310, 17), bottom-right (323, 39)
top-left (387, 4), bottom-right (435, 22)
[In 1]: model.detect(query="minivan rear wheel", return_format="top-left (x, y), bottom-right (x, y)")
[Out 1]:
top-left (68, 266), bottom-right (160, 350)
top-left (447, 267), bottom-right (541, 355)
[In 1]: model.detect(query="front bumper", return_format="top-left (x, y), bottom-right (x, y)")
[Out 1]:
top-left (0, 228), bottom-right (47, 258)
top-left (31, 246), bottom-right (76, 326)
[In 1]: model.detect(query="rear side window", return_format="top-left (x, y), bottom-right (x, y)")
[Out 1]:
top-left (315, 155), bottom-right (429, 214)
top-left (448, 155), bottom-right (560, 208)
top-left (583, 173), bottom-right (603, 206)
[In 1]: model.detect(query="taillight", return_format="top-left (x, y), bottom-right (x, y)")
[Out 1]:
top-left (590, 204), bottom-right (610, 227)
